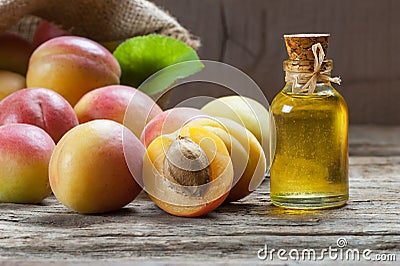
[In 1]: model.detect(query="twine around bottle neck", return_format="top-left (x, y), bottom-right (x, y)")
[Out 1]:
top-left (284, 43), bottom-right (341, 94)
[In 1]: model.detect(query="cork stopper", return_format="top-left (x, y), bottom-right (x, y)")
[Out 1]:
top-left (284, 34), bottom-right (330, 60)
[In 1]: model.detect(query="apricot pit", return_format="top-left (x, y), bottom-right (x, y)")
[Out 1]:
top-left (164, 136), bottom-right (210, 197)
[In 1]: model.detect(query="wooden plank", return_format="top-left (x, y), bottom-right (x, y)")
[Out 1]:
top-left (350, 125), bottom-right (400, 156)
top-left (152, 0), bottom-right (400, 125)
top-left (1, 126), bottom-right (399, 264)
top-left (0, 156), bottom-right (399, 263)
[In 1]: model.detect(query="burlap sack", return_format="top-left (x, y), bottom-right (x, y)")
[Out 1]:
top-left (0, 0), bottom-right (200, 49)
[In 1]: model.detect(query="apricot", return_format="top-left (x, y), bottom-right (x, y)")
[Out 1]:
top-left (75, 85), bottom-right (162, 138)
top-left (26, 36), bottom-right (121, 105)
top-left (201, 96), bottom-right (270, 159)
top-left (0, 32), bottom-right (34, 75)
top-left (0, 70), bottom-right (26, 101)
top-left (49, 120), bottom-right (144, 214)
top-left (143, 126), bottom-right (233, 217)
top-left (33, 20), bottom-right (69, 48)
top-left (140, 107), bottom-right (206, 147)
top-left (0, 124), bottom-right (55, 203)
top-left (184, 117), bottom-right (266, 202)
top-left (0, 88), bottom-right (79, 143)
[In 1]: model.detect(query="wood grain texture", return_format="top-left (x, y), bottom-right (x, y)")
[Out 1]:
top-left (350, 125), bottom-right (400, 156)
top-left (153, 0), bottom-right (400, 124)
top-left (0, 126), bottom-right (399, 265)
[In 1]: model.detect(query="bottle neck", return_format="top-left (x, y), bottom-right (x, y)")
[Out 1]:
top-left (283, 59), bottom-right (339, 94)
top-left (283, 81), bottom-right (334, 96)
top-left (284, 59), bottom-right (333, 73)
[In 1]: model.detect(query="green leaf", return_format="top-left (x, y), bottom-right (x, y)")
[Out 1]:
top-left (138, 60), bottom-right (204, 96)
top-left (113, 34), bottom-right (203, 94)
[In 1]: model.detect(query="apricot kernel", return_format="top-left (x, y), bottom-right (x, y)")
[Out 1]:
top-left (163, 136), bottom-right (210, 196)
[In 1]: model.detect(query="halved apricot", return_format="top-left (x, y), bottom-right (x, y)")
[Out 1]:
top-left (143, 126), bottom-right (233, 217)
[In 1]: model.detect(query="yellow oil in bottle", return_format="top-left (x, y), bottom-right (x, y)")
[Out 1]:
top-left (270, 83), bottom-right (348, 209)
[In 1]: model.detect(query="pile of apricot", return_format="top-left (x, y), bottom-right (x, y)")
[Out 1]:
top-left (0, 22), bottom-right (270, 217)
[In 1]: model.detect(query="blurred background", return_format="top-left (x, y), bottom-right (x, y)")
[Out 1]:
top-left (153, 0), bottom-right (399, 125)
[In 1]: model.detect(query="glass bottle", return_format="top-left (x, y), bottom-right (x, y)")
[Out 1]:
top-left (270, 34), bottom-right (348, 209)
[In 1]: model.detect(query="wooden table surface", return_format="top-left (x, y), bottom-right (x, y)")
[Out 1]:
top-left (0, 125), bottom-right (399, 265)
